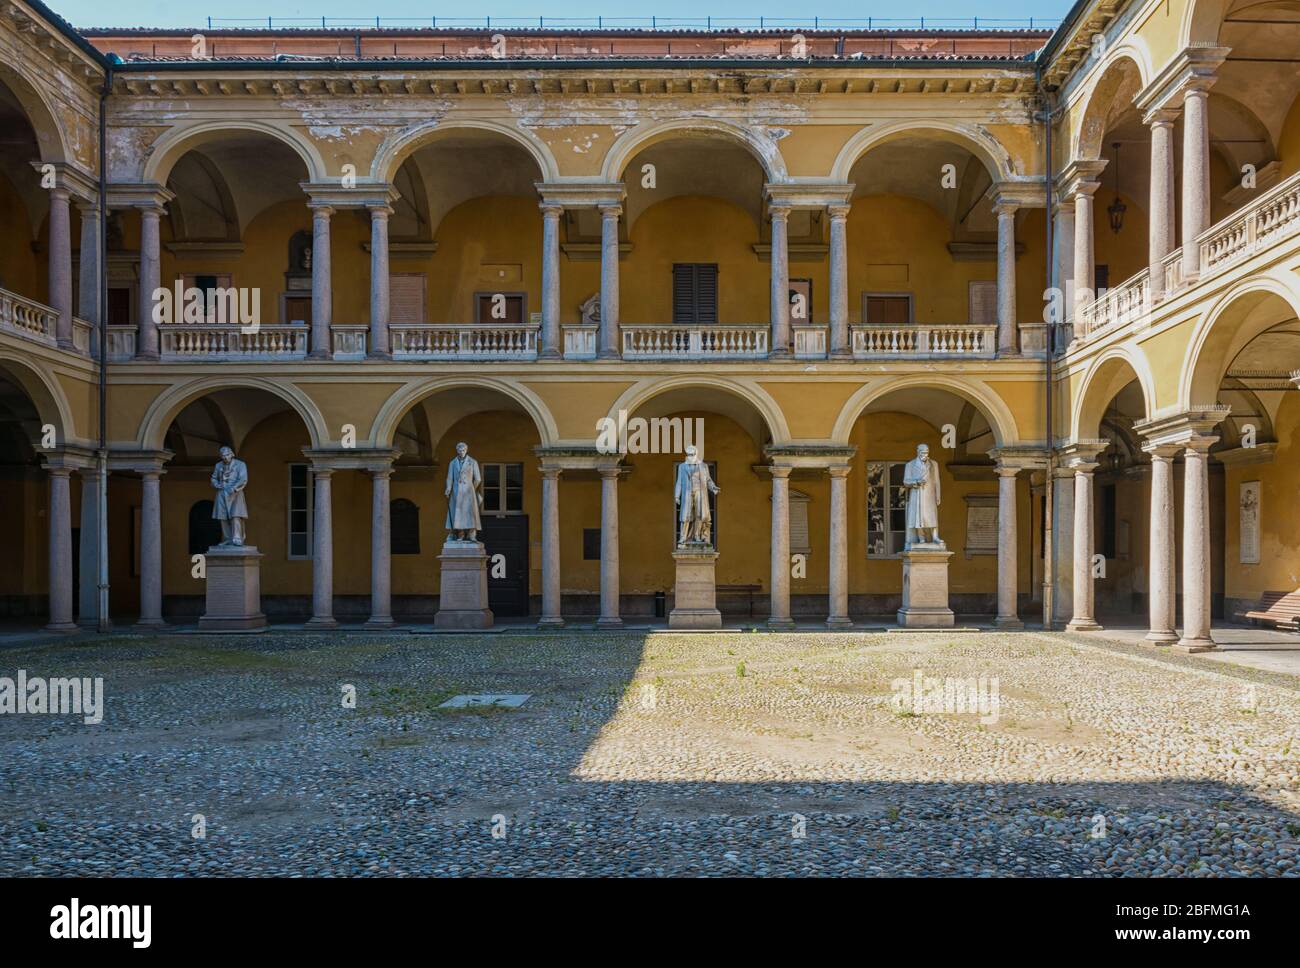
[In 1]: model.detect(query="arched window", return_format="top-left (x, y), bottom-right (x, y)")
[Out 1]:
top-left (188, 500), bottom-right (224, 555)
top-left (391, 498), bottom-right (420, 555)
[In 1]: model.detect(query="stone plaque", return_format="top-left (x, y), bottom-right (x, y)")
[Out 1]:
top-left (198, 546), bottom-right (267, 632)
top-left (434, 540), bottom-right (494, 630)
top-left (1240, 481), bottom-right (1260, 565)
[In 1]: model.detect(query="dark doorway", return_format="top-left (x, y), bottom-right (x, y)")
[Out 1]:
top-left (480, 514), bottom-right (529, 616)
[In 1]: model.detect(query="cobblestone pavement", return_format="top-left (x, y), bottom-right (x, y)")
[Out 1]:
top-left (1, 630), bottom-right (1297, 877)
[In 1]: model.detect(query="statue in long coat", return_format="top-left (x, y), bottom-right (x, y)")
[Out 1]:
top-left (674, 445), bottom-right (720, 546)
top-left (444, 441), bottom-right (484, 541)
top-left (210, 446), bottom-right (249, 547)
top-left (902, 443), bottom-right (942, 548)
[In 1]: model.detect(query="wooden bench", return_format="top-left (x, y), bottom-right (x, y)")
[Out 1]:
top-left (718, 584), bottom-right (762, 618)
top-left (1237, 591), bottom-right (1300, 629)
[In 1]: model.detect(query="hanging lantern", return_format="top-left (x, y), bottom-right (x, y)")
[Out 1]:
top-left (1107, 141), bottom-right (1126, 235)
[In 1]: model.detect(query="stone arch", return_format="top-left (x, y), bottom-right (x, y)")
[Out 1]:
top-left (1182, 274), bottom-right (1300, 408)
top-left (0, 352), bottom-right (76, 446)
top-left (0, 62), bottom-right (70, 165)
top-left (1072, 51), bottom-right (1149, 163)
top-left (372, 118), bottom-right (559, 184)
top-left (142, 121), bottom-right (326, 185)
top-left (136, 377), bottom-right (328, 451)
top-left (371, 377), bottom-right (558, 449)
top-left (829, 120), bottom-right (1016, 184)
top-left (607, 377), bottom-right (790, 447)
top-left (1182, 0), bottom-right (1232, 46)
top-left (1071, 346), bottom-right (1156, 441)
top-left (831, 375), bottom-right (1019, 447)
top-left (601, 118), bottom-right (789, 184)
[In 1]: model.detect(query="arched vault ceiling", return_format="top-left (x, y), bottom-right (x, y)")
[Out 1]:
top-left (0, 81), bottom-right (44, 234)
top-left (861, 389), bottom-right (993, 454)
top-left (623, 141), bottom-right (765, 231)
top-left (1217, 1), bottom-right (1300, 149)
top-left (176, 137), bottom-right (309, 234)
top-left (409, 139), bottom-right (541, 237)
top-left (628, 387), bottom-right (770, 448)
top-left (847, 139), bottom-right (996, 234)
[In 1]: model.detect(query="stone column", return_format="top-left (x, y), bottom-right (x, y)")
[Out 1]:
top-left (1066, 459), bottom-right (1101, 631)
top-left (137, 205), bottom-right (163, 359)
top-left (77, 199), bottom-right (100, 330)
top-left (365, 467), bottom-right (394, 628)
top-left (768, 466), bottom-right (794, 629)
top-left (136, 469), bottom-right (166, 628)
top-left (539, 466), bottom-right (563, 627)
top-left (598, 204), bottom-right (621, 359)
top-left (1072, 186), bottom-right (1097, 318)
top-left (769, 205), bottom-right (791, 357)
top-left (1143, 443), bottom-right (1179, 644)
top-left (368, 205), bottom-right (391, 358)
top-left (597, 465), bottom-right (622, 628)
top-left (828, 205), bottom-right (850, 358)
top-left (46, 466), bottom-right (76, 631)
top-left (995, 202), bottom-right (1018, 355)
top-left (826, 465), bottom-right (851, 628)
top-left (309, 204), bottom-right (333, 359)
top-left (1147, 112), bottom-right (1177, 297)
top-left (1052, 203), bottom-right (1074, 296)
top-left (48, 187), bottom-right (73, 349)
top-left (1181, 87), bottom-right (1212, 282)
top-left (1051, 466), bottom-right (1075, 625)
top-left (996, 464), bottom-right (1023, 628)
top-left (77, 464), bottom-right (104, 627)
top-left (540, 203), bottom-right (562, 359)
top-left (307, 467), bottom-right (337, 628)
top-left (1177, 437), bottom-right (1217, 651)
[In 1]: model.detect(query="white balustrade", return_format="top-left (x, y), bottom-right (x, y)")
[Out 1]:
top-left (330, 325), bottom-right (368, 360)
top-left (160, 324), bottom-right (308, 360)
top-left (1074, 269), bottom-right (1150, 342)
top-left (562, 324), bottom-right (598, 360)
top-left (851, 324), bottom-right (995, 359)
top-left (792, 325), bottom-right (828, 359)
top-left (1200, 171), bottom-right (1300, 277)
top-left (0, 288), bottom-right (57, 346)
top-left (391, 323), bottom-right (539, 360)
top-left (621, 324), bottom-right (769, 359)
top-left (106, 326), bottom-right (137, 361)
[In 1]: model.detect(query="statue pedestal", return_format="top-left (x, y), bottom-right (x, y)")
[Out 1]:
top-left (434, 540), bottom-right (494, 630)
top-left (198, 545), bottom-right (267, 631)
top-left (897, 545), bottom-right (954, 628)
top-left (670, 547), bottom-right (721, 629)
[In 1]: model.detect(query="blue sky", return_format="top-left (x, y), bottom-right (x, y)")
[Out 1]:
top-left (50, 1), bottom-right (1074, 31)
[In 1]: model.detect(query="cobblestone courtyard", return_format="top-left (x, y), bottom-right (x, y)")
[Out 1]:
top-left (1, 629), bottom-right (1297, 877)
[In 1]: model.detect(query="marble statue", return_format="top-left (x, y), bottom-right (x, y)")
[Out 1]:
top-left (674, 445), bottom-right (720, 546)
top-left (902, 443), bottom-right (943, 548)
top-left (210, 446), bottom-right (249, 547)
top-left (444, 441), bottom-right (484, 542)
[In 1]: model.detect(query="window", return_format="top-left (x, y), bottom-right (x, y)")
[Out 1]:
top-left (107, 287), bottom-right (132, 325)
top-left (390, 498), bottom-right (420, 554)
top-left (183, 273), bottom-right (233, 323)
top-left (866, 461), bottom-right (908, 557)
top-left (863, 293), bottom-right (912, 325)
top-left (481, 463), bottom-right (524, 514)
top-left (288, 464), bottom-right (313, 559)
top-left (672, 263), bottom-right (718, 325)
top-left (187, 500), bottom-right (223, 556)
top-left (1094, 265), bottom-right (1110, 293)
top-left (583, 528), bottom-right (601, 560)
top-left (475, 292), bottom-right (525, 324)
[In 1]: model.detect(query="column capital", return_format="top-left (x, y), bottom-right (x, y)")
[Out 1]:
top-left (988, 179), bottom-right (1042, 211)
top-left (105, 182), bottom-right (175, 213)
top-left (1133, 406), bottom-right (1230, 449)
top-left (1141, 441), bottom-right (1182, 461)
top-left (1058, 439), bottom-right (1108, 471)
top-left (1056, 160), bottom-right (1107, 201)
top-left (827, 203), bottom-right (851, 220)
top-left (106, 447), bottom-right (173, 476)
top-left (366, 204), bottom-right (393, 219)
top-left (826, 464), bottom-right (853, 479)
top-left (539, 201), bottom-right (564, 218)
top-left (299, 181), bottom-right (399, 210)
top-left (989, 446), bottom-right (1048, 473)
top-left (597, 461), bottom-right (623, 479)
top-left (302, 447), bottom-right (400, 473)
top-left (534, 180), bottom-right (624, 209)
top-left (43, 444), bottom-right (103, 471)
top-left (1134, 44), bottom-right (1228, 115)
top-left (1143, 106), bottom-right (1180, 128)
top-left (768, 464), bottom-right (793, 479)
top-left (764, 181), bottom-right (853, 210)
top-left (598, 203), bottom-right (622, 219)
top-left (767, 203), bottom-right (792, 221)
top-left (539, 465), bottom-right (563, 480)
top-left (30, 161), bottom-right (99, 204)
top-left (309, 203), bottom-right (335, 218)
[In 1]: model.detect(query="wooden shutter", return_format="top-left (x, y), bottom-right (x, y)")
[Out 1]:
top-left (672, 264), bottom-right (718, 325)
top-left (475, 292), bottom-right (524, 324)
top-left (390, 273), bottom-right (425, 324)
top-left (865, 294), bottom-right (911, 325)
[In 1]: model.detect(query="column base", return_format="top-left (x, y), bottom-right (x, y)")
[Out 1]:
top-left (994, 615), bottom-right (1024, 630)
top-left (1173, 637), bottom-right (1217, 654)
top-left (825, 616), bottom-right (854, 630)
top-left (366, 351), bottom-right (392, 361)
top-left (363, 616), bottom-right (396, 629)
top-left (132, 618), bottom-right (169, 632)
top-left (769, 347), bottom-right (791, 359)
top-left (596, 350), bottom-right (620, 360)
top-left (307, 349), bottom-right (331, 361)
top-left (538, 348), bottom-right (561, 360)
top-left (304, 616), bottom-right (339, 630)
top-left (1065, 618), bottom-right (1102, 632)
top-left (1144, 629), bottom-right (1179, 645)
top-left (537, 616), bottom-right (565, 629)
top-left (766, 617), bottom-right (796, 631)
top-left (134, 351), bottom-right (160, 362)
top-left (829, 349), bottom-right (852, 360)
top-left (44, 621), bottom-right (79, 633)
top-left (595, 616), bottom-right (624, 630)
top-left (56, 337), bottom-right (77, 352)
